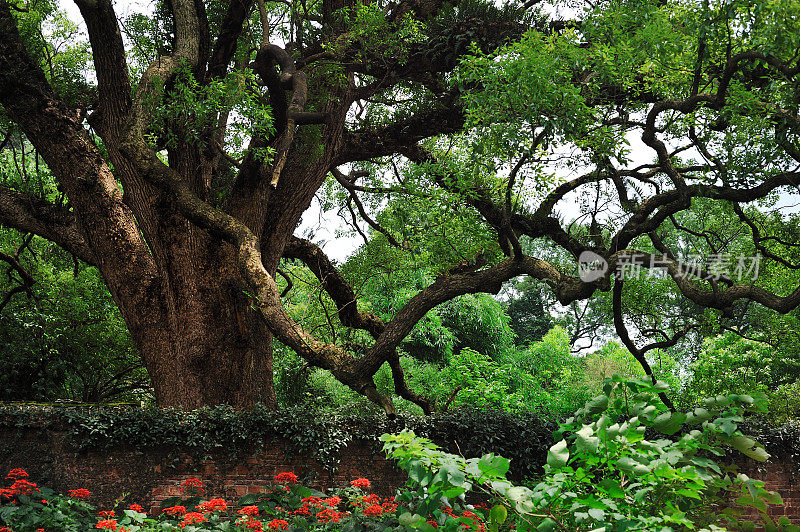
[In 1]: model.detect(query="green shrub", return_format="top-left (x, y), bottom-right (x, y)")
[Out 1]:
top-left (381, 376), bottom-right (792, 532)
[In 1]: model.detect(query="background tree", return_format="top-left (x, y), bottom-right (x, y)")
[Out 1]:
top-left (1, 0), bottom-right (799, 414)
top-left (505, 278), bottom-right (552, 346)
top-left (0, 229), bottom-right (147, 403)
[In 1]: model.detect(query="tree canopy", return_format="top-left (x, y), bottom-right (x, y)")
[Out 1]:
top-left (0, 0), bottom-right (799, 413)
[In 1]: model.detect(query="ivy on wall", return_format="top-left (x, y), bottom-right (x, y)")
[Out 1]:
top-left (0, 404), bottom-right (556, 477)
top-left (0, 404), bottom-right (796, 478)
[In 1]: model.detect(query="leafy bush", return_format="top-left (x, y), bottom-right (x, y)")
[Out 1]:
top-left (381, 377), bottom-right (793, 532)
top-left (0, 230), bottom-right (148, 404)
top-left (680, 333), bottom-right (800, 422)
top-left (0, 468), bottom-right (95, 531)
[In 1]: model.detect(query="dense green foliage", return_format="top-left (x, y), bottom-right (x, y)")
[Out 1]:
top-left (382, 378), bottom-right (794, 532)
top-left (4, 210), bottom-right (799, 420)
top-left (1, 0), bottom-right (800, 438)
top-left (0, 230), bottom-right (147, 403)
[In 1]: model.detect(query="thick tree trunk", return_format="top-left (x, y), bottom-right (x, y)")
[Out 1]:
top-left (126, 254), bottom-right (278, 409)
top-left (141, 310), bottom-right (277, 409)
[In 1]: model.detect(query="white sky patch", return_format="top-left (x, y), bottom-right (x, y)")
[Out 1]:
top-left (62, 0), bottom-right (153, 26)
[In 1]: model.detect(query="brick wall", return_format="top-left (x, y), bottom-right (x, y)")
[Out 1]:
top-left (0, 424), bottom-right (406, 512)
top-left (736, 456), bottom-right (800, 524)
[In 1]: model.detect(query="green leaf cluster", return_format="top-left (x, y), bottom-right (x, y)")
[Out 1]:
top-left (382, 377), bottom-right (790, 531)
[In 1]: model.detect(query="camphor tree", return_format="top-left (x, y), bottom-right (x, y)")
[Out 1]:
top-left (0, 0), bottom-right (799, 412)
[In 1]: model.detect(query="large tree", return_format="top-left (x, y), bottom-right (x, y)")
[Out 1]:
top-left (0, 0), bottom-right (799, 412)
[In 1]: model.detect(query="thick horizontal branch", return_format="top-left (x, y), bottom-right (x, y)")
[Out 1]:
top-left (611, 171), bottom-right (800, 251)
top-left (0, 186), bottom-right (95, 264)
top-left (611, 250), bottom-right (800, 313)
top-left (284, 236), bottom-right (385, 335)
top-left (360, 254), bottom-right (581, 373)
top-left (334, 102), bottom-right (464, 165)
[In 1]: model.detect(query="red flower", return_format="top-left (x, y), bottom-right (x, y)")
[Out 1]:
top-left (6, 468), bottom-right (29, 480)
top-left (95, 519), bottom-right (118, 530)
top-left (197, 498), bottom-right (227, 513)
top-left (179, 478), bottom-right (203, 494)
top-left (459, 510), bottom-right (484, 531)
top-left (426, 521), bottom-right (439, 528)
top-left (323, 496), bottom-right (341, 507)
top-left (350, 478), bottom-right (370, 490)
top-left (363, 494), bottom-right (381, 506)
top-left (316, 507), bottom-right (343, 523)
top-left (181, 512), bottom-right (208, 527)
top-left (128, 504), bottom-right (145, 512)
top-left (243, 518), bottom-right (263, 530)
top-left (98, 510), bottom-right (115, 518)
top-left (382, 501), bottom-right (398, 513)
top-left (364, 504), bottom-right (383, 517)
top-left (68, 488), bottom-right (90, 499)
top-left (238, 505), bottom-right (260, 516)
top-left (162, 505), bottom-right (187, 515)
top-left (273, 472), bottom-right (298, 484)
top-left (10, 479), bottom-right (38, 496)
top-left (0, 527), bottom-right (10, 532)
top-left (267, 519), bottom-right (289, 530)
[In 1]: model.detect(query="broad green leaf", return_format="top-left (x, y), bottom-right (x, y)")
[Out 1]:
top-left (537, 518), bottom-right (557, 532)
top-left (489, 505), bottom-right (507, 525)
top-left (598, 479), bottom-right (624, 499)
top-left (675, 488), bottom-right (701, 499)
top-left (653, 412), bottom-right (687, 435)
top-left (586, 395), bottom-right (610, 414)
top-left (399, 513), bottom-right (425, 527)
top-left (737, 495), bottom-right (767, 513)
top-left (478, 454), bottom-right (511, 478)
top-left (588, 508), bottom-right (606, 520)
top-left (575, 424), bottom-right (599, 454)
top-left (547, 439), bottom-right (569, 469)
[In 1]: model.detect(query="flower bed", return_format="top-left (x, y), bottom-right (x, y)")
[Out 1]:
top-left (0, 468), bottom-right (485, 532)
